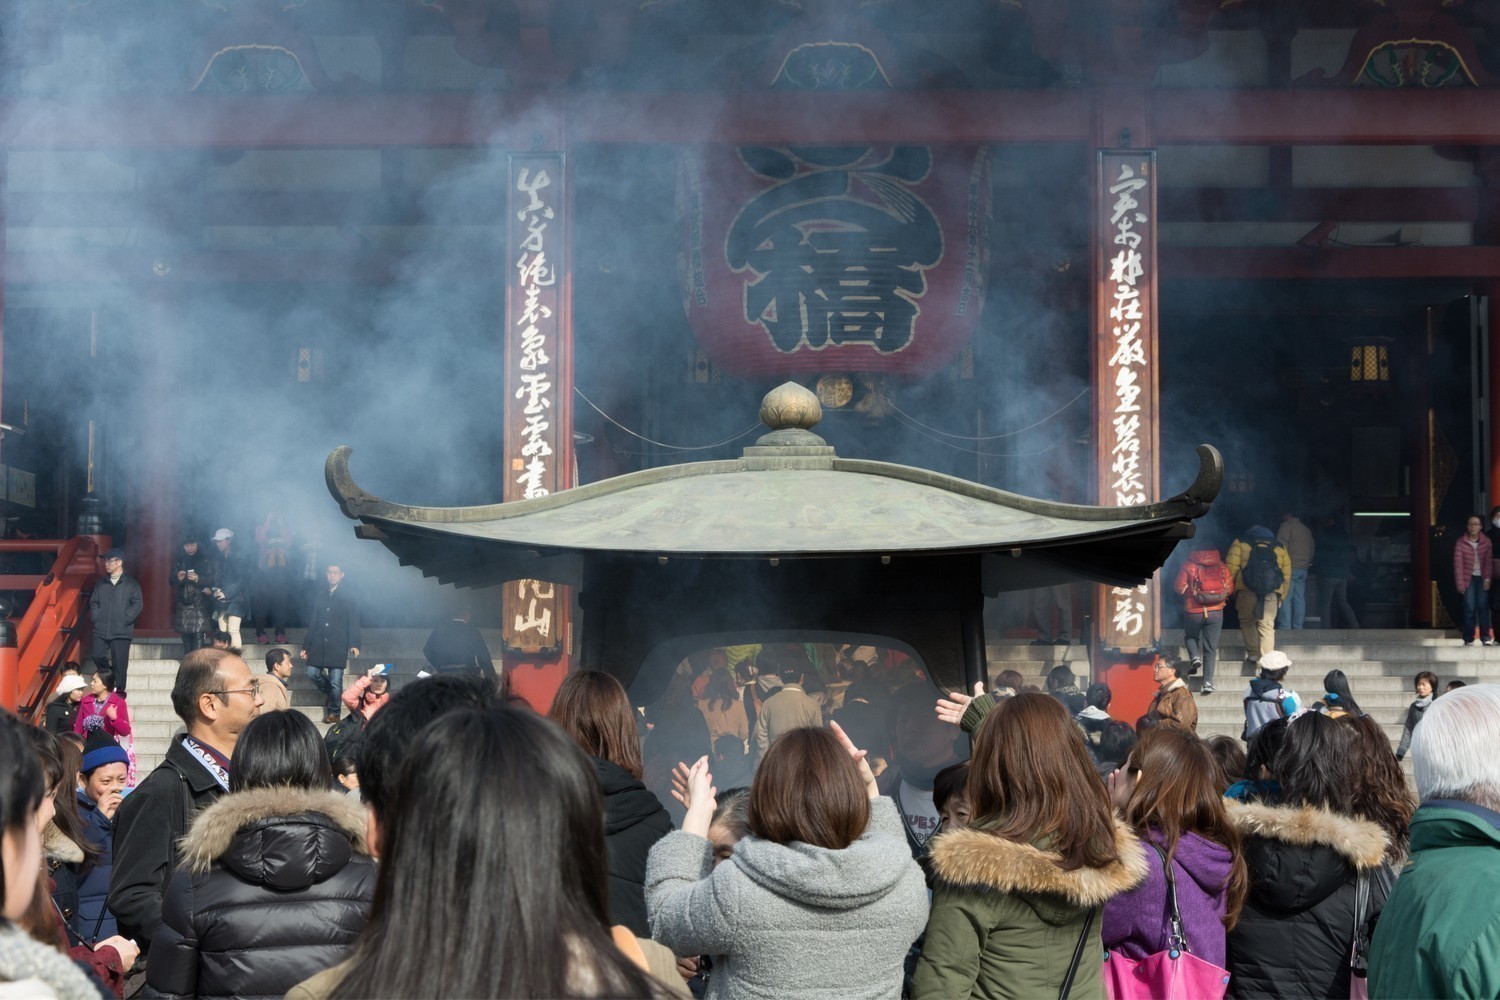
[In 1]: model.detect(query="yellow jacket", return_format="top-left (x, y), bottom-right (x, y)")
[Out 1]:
top-left (1225, 537), bottom-right (1293, 600)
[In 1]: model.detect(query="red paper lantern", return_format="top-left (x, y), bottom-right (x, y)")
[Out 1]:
top-left (678, 144), bottom-right (991, 379)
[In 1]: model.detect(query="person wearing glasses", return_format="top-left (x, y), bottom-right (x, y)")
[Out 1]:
top-left (145, 711), bottom-right (376, 999)
top-left (108, 648), bottom-right (264, 970)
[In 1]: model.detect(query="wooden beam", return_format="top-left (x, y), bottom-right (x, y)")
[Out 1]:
top-left (0, 88), bottom-right (1497, 148)
top-left (0, 91), bottom-right (1092, 148)
top-left (1160, 246), bottom-right (1500, 280)
top-left (1159, 187), bottom-right (1479, 223)
top-left (2, 250), bottom-right (492, 285)
top-left (3, 191), bottom-right (505, 228)
top-left (1153, 89), bottom-right (1500, 145)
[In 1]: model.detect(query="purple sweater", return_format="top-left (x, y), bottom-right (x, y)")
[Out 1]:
top-left (1102, 828), bottom-right (1233, 968)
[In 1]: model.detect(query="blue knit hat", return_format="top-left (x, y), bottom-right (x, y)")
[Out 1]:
top-left (81, 731), bottom-right (128, 773)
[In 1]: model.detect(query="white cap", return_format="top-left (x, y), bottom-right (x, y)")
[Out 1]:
top-left (370, 663), bottom-right (390, 677)
top-left (212, 528), bottom-right (234, 541)
top-left (54, 674), bottom-right (87, 698)
top-left (1258, 650), bottom-right (1292, 671)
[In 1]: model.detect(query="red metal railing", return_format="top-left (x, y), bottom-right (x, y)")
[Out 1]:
top-left (0, 536), bottom-right (106, 723)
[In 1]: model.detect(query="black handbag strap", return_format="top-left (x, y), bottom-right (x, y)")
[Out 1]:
top-left (1151, 842), bottom-right (1190, 954)
top-left (1058, 907), bottom-right (1095, 1000)
top-left (1351, 868), bottom-right (1373, 975)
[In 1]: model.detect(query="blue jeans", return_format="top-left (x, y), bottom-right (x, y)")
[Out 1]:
top-left (1277, 569), bottom-right (1309, 629)
top-left (307, 663), bottom-right (344, 714)
top-left (1462, 582), bottom-right (1492, 642)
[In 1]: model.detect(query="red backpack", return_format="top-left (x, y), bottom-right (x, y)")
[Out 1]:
top-left (1191, 563), bottom-right (1230, 606)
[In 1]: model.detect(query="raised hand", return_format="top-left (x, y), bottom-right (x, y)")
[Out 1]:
top-left (829, 720), bottom-right (878, 800)
top-left (669, 759), bottom-right (695, 810)
top-left (679, 756), bottom-right (718, 838)
top-left (935, 681), bottom-right (986, 726)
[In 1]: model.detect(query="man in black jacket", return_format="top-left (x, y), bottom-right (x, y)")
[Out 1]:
top-left (421, 606), bottom-right (495, 675)
top-left (300, 563), bottom-right (361, 723)
top-left (108, 648), bottom-right (263, 965)
top-left (90, 548), bottom-right (143, 695)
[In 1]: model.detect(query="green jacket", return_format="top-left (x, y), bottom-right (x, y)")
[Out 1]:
top-left (912, 821), bottom-right (1147, 999)
top-left (1369, 800), bottom-right (1500, 999)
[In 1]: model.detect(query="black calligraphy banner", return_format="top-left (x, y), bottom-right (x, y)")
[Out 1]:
top-left (504, 152), bottom-right (567, 656)
top-left (1094, 150), bottom-right (1159, 651)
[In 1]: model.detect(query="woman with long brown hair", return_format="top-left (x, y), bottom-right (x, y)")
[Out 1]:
top-left (913, 692), bottom-right (1147, 999)
top-left (551, 670), bottom-right (673, 937)
top-left (1102, 727), bottom-right (1248, 969)
top-left (1343, 714), bottom-right (1416, 864)
top-left (696, 667), bottom-right (748, 747)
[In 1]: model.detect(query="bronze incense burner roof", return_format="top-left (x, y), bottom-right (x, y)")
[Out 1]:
top-left (327, 382), bottom-right (1221, 693)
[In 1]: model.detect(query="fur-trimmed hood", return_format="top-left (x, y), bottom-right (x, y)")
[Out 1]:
top-left (1227, 800), bottom-right (1387, 869)
top-left (42, 822), bottom-right (83, 865)
top-left (928, 819), bottom-right (1148, 924)
top-left (1228, 799), bottom-right (1389, 913)
top-left (181, 785), bottom-right (369, 889)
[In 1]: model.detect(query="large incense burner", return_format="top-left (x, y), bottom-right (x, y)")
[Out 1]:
top-left (327, 383), bottom-right (1220, 697)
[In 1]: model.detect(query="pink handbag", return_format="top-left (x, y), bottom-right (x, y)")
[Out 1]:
top-left (1105, 947), bottom-right (1230, 1000)
top-left (1105, 845), bottom-right (1231, 1000)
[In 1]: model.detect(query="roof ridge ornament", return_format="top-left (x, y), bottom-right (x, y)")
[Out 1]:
top-left (756, 381), bottom-right (825, 441)
top-left (745, 382), bottom-right (835, 469)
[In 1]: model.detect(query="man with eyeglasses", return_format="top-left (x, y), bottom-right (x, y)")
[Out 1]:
top-left (108, 648), bottom-right (264, 979)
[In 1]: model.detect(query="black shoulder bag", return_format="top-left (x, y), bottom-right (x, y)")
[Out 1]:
top-left (1059, 908), bottom-right (1097, 1000)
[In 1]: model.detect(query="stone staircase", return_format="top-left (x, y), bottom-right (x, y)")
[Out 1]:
top-left (986, 629), bottom-right (1500, 758)
top-left (122, 628), bottom-right (501, 775)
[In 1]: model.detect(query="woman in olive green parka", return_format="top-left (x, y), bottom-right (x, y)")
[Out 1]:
top-left (913, 693), bottom-right (1147, 1000)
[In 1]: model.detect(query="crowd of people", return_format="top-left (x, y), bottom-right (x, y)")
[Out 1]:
top-left (0, 632), bottom-right (1490, 998)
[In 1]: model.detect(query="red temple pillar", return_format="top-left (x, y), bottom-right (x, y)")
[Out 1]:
top-left (501, 139), bottom-right (573, 711)
top-left (124, 291), bottom-right (178, 635)
top-left (1091, 85), bottom-right (1163, 721)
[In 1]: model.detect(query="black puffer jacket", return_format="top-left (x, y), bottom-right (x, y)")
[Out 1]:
top-left (143, 786), bottom-right (376, 1000)
top-left (595, 756), bottom-right (673, 936)
top-left (1225, 800), bottom-right (1391, 999)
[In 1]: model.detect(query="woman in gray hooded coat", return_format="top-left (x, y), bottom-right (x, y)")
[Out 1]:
top-left (645, 722), bottom-right (928, 1000)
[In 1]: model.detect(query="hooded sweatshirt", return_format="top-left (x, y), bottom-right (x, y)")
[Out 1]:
top-left (1103, 828), bottom-right (1235, 968)
top-left (645, 796), bottom-right (928, 1000)
top-left (1242, 677), bottom-right (1299, 741)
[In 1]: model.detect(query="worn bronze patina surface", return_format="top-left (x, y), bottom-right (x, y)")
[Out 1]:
top-left (327, 382), bottom-right (1221, 694)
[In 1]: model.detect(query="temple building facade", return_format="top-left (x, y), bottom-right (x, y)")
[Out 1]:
top-left (1, 0), bottom-right (1497, 701)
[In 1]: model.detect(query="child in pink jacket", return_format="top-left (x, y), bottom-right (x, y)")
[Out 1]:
top-left (341, 663), bottom-right (393, 722)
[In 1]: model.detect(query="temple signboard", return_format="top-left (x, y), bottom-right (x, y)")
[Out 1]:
top-left (504, 153), bottom-right (567, 656)
top-left (1095, 151), bottom-right (1160, 651)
